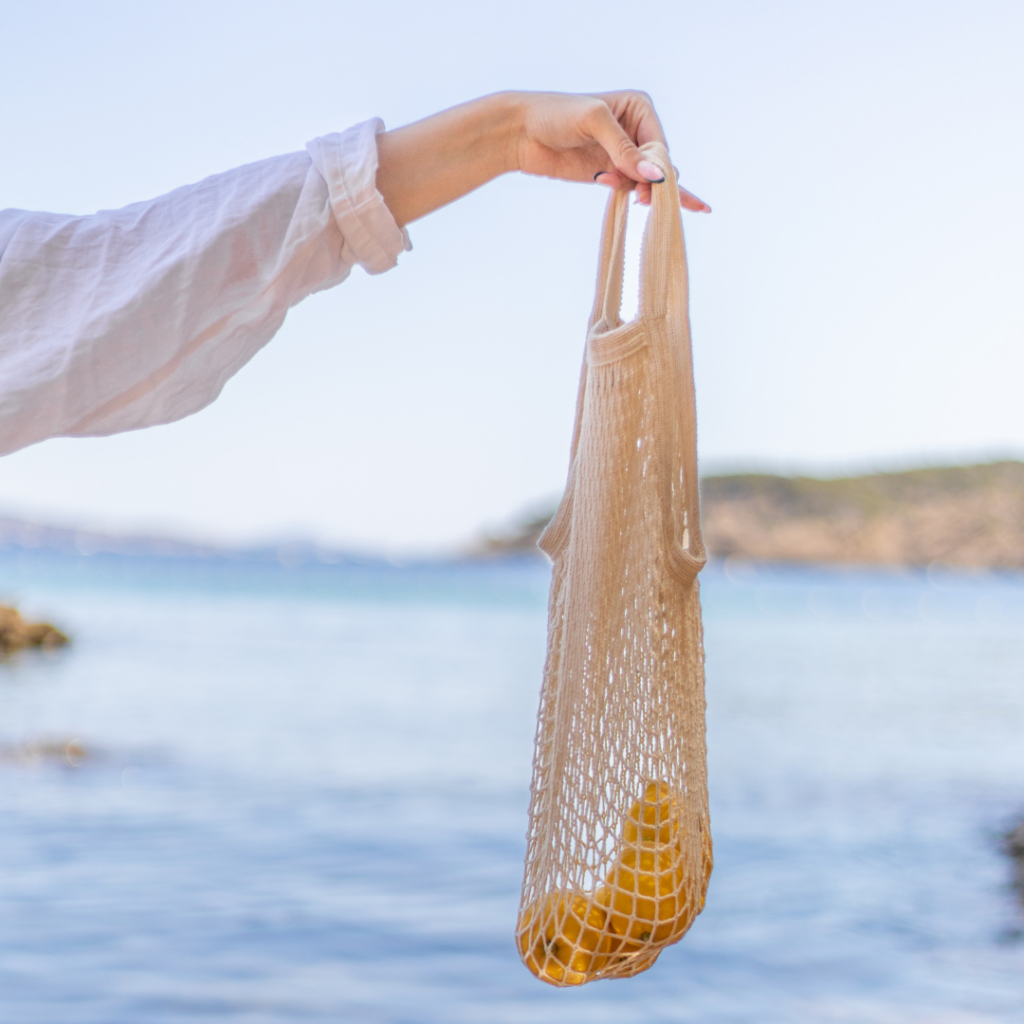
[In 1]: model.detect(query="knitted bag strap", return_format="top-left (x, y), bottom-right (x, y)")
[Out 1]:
top-left (540, 143), bottom-right (706, 582)
top-left (639, 142), bottom-right (707, 584)
top-left (589, 185), bottom-right (631, 332)
top-left (538, 189), bottom-right (628, 561)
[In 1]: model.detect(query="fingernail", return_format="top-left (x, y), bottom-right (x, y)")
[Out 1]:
top-left (680, 186), bottom-right (712, 213)
top-left (594, 171), bottom-right (615, 183)
top-left (637, 159), bottom-right (666, 183)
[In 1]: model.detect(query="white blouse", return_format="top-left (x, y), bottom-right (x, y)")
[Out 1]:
top-left (0, 119), bottom-right (410, 457)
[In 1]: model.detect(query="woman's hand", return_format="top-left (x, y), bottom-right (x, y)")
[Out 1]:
top-left (515, 91), bottom-right (710, 212)
top-left (376, 91), bottom-right (709, 227)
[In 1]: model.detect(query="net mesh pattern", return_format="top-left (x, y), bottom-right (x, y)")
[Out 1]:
top-left (517, 144), bottom-right (711, 986)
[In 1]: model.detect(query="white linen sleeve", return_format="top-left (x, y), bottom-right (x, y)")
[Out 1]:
top-left (0, 118), bottom-right (410, 456)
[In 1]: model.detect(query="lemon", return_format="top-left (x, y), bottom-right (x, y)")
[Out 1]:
top-left (597, 844), bottom-right (696, 945)
top-left (623, 781), bottom-right (681, 845)
top-left (517, 891), bottom-right (614, 985)
top-left (518, 783), bottom-right (712, 985)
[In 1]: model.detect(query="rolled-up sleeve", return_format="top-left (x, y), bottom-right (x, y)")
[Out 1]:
top-left (0, 117), bottom-right (410, 455)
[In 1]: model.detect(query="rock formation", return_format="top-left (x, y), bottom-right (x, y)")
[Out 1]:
top-left (0, 605), bottom-right (69, 654)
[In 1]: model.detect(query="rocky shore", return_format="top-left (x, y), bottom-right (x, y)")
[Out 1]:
top-left (0, 605), bottom-right (69, 654)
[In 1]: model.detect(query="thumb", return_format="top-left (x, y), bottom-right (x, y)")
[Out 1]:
top-left (588, 103), bottom-right (666, 184)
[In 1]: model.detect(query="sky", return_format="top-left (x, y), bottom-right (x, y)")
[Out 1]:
top-left (1, 0), bottom-right (1022, 553)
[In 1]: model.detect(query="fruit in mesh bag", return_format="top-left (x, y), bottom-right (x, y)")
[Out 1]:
top-left (517, 783), bottom-right (712, 983)
top-left (625, 780), bottom-right (712, 890)
top-left (597, 781), bottom-right (709, 950)
top-left (597, 844), bottom-right (695, 947)
top-left (623, 781), bottom-right (681, 845)
top-left (517, 892), bottom-right (615, 986)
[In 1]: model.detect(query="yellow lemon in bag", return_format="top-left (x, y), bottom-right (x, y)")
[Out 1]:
top-left (623, 781), bottom-right (681, 846)
top-left (516, 782), bottom-right (712, 983)
top-left (597, 844), bottom-right (696, 946)
top-left (517, 891), bottom-right (615, 985)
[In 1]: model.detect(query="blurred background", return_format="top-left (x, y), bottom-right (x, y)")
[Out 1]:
top-left (2, 1), bottom-right (1024, 1021)
top-left (2, 0), bottom-right (1023, 551)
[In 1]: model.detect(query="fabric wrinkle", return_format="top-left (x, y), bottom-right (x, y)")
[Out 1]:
top-left (0, 119), bottom-right (408, 455)
top-left (306, 119), bottom-right (412, 276)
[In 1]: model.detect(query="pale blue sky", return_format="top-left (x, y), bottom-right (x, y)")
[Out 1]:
top-left (1, 0), bottom-right (1022, 551)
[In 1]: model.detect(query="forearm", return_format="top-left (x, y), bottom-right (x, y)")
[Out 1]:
top-left (375, 91), bottom-right (709, 225)
top-left (376, 93), bottom-right (524, 227)
top-left (0, 90), bottom-right (703, 455)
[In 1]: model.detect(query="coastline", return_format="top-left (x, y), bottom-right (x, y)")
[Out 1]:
top-left (475, 460), bottom-right (1024, 570)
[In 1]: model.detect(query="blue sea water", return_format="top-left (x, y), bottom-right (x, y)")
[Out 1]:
top-left (2, 552), bottom-right (1024, 1023)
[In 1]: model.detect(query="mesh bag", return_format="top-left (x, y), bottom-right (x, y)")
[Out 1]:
top-left (517, 143), bottom-right (711, 987)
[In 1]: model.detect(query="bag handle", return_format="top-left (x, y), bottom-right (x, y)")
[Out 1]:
top-left (587, 141), bottom-right (685, 327)
top-left (588, 186), bottom-right (631, 331)
top-left (638, 143), bottom-right (706, 581)
top-left (637, 142), bottom-right (686, 320)
top-left (544, 188), bottom-right (630, 559)
top-left (542, 146), bottom-right (706, 581)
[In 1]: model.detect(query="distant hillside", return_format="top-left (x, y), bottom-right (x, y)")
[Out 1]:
top-left (6, 461), bottom-right (1024, 570)
top-left (703, 461), bottom-right (1024, 568)
top-left (0, 517), bottom-right (382, 569)
top-left (475, 461), bottom-right (1024, 568)
top-left (471, 509), bottom-right (556, 559)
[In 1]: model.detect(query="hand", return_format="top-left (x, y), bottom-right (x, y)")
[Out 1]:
top-left (376, 90), bottom-right (709, 227)
top-left (515, 91), bottom-right (710, 211)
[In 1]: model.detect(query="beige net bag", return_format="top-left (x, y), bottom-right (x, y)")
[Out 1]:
top-left (517, 142), bottom-right (711, 987)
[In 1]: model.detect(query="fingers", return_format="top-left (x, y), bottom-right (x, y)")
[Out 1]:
top-left (516, 90), bottom-right (708, 211)
top-left (631, 185), bottom-right (711, 211)
top-left (594, 90), bottom-right (666, 149)
top-left (679, 186), bottom-right (711, 213)
top-left (587, 101), bottom-right (663, 187)
top-left (594, 170), bottom-right (627, 188)
top-left (595, 171), bottom-right (711, 213)
top-left (587, 97), bottom-right (710, 212)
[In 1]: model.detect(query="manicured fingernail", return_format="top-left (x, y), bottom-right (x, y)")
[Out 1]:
top-left (680, 186), bottom-right (711, 213)
top-left (594, 171), bottom-right (615, 183)
top-left (637, 159), bottom-right (666, 183)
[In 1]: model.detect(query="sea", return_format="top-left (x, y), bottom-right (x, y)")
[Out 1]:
top-left (1, 550), bottom-right (1024, 1024)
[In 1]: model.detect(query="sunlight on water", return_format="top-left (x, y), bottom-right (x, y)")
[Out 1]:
top-left (1, 555), bottom-right (1024, 1022)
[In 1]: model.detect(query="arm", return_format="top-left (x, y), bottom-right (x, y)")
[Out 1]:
top-left (0, 122), bottom-right (400, 456)
top-left (0, 91), bottom-right (704, 457)
top-left (376, 90), bottom-right (710, 227)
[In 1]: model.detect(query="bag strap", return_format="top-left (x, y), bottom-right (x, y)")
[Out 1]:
top-left (542, 188), bottom-right (629, 559)
top-left (588, 141), bottom-right (685, 326)
top-left (541, 148), bottom-right (706, 580)
top-left (588, 186), bottom-right (631, 332)
top-left (551, 186), bottom-right (629, 553)
top-left (638, 143), bottom-right (707, 580)
top-left (638, 142), bottom-right (685, 320)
